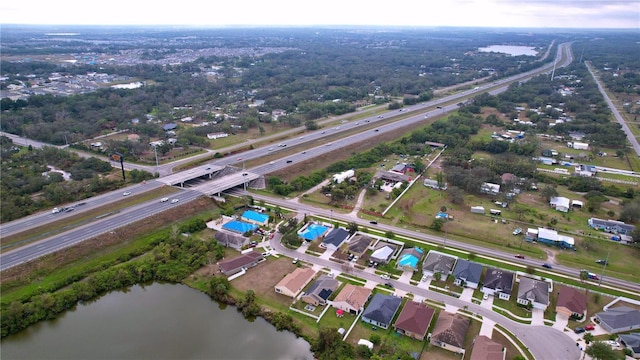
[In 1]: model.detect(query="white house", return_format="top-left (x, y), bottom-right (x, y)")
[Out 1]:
top-left (480, 182), bottom-right (500, 195)
top-left (550, 197), bottom-right (570, 212)
top-left (207, 132), bottom-right (229, 140)
top-left (332, 169), bottom-right (355, 184)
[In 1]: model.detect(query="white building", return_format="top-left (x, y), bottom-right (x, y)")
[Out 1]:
top-left (332, 169), bottom-right (355, 184)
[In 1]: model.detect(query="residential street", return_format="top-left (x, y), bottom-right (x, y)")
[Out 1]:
top-left (269, 233), bottom-right (581, 360)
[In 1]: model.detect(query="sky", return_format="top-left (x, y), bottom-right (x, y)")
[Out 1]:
top-left (1, 0), bottom-right (639, 28)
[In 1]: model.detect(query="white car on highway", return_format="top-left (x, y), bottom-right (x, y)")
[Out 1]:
top-left (160, 197), bottom-right (169, 202)
top-left (171, 198), bottom-right (179, 203)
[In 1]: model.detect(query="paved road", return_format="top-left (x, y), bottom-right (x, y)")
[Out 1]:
top-left (0, 186), bottom-right (199, 271)
top-left (584, 61), bottom-right (640, 157)
top-left (269, 233), bottom-right (580, 360)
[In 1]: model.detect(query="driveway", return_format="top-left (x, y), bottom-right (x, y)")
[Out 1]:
top-left (553, 313), bottom-right (569, 332)
top-left (319, 248), bottom-right (335, 260)
top-left (479, 318), bottom-right (496, 337)
top-left (531, 308), bottom-right (545, 326)
top-left (459, 287), bottom-right (474, 302)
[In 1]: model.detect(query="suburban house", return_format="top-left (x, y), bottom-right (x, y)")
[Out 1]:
top-left (217, 251), bottom-right (264, 276)
top-left (396, 247), bottom-right (424, 272)
top-left (452, 259), bottom-right (483, 289)
top-left (537, 228), bottom-right (575, 249)
top-left (470, 336), bottom-right (506, 360)
top-left (321, 228), bottom-right (350, 250)
top-left (274, 267), bottom-right (316, 298)
top-left (618, 333), bottom-right (640, 358)
top-left (549, 196), bottom-right (570, 212)
top-left (482, 268), bottom-right (514, 300)
top-left (361, 293), bottom-right (402, 330)
top-left (214, 231), bottom-right (248, 250)
top-left (241, 210), bottom-right (269, 226)
top-left (370, 243), bottom-right (397, 264)
top-left (393, 301), bottom-right (435, 341)
top-left (556, 286), bottom-right (587, 319)
top-left (424, 178), bottom-right (447, 190)
top-left (422, 251), bottom-right (457, 277)
top-left (588, 218), bottom-right (636, 235)
top-left (595, 307), bottom-right (640, 334)
top-left (301, 275), bottom-right (339, 306)
top-left (162, 123), bottom-right (177, 131)
top-left (348, 234), bottom-right (373, 256)
top-left (430, 312), bottom-right (470, 355)
top-left (480, 182), bottom-right (500, 195)
top-left (517, 277), bottom-right (550, 310)
top-left (331, 284), bottom-right (372, 315)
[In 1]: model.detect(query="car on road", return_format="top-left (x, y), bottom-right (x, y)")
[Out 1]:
top-left (269, 161), bottom-right (275, 165)
top-left (123, 191), bottom-right (131, 196)
top-left (171, 198), bottom-right (179, 203)
top-left (301, 151), bottom-right (306, 154)
top-left (292, 258), bottom-right (299, 264)
top-left (542, 263), bottom-right (553, 269)
top-left (512, 228), bottom-right (522, 235)
top-left (515, 254), bottom-right (525, 259)
top-left (160, 197), bottom-right (169, 202)
top-left (374, 129), bottom-right (379, 132)
top-left (268, 147), bottom-right (274, 151)
top-left (574, 327), bottom-right (586, 334)
top-left (369, 221), bottom-right (378, 225)
top-left (377, 115), bottom-right (383, 118)
top-left (286, 160), bottom-right (293, 163)
top-left (584, 324), bottom-right (595, 331)
top-left (380, 274), bottom-right (390, 280)
top-left (52, 207), bottom-right (61, 214)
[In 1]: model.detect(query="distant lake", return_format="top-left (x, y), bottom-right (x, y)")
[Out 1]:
top-left (478, 45), bottom-right (538, 56)
top-left (1, 283), bottom-right (313, 360)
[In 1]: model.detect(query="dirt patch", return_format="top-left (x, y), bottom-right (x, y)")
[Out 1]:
top-left (1, 197), bottom-right (216, 284)
top-left (231, 257), bottom-right (300, 306)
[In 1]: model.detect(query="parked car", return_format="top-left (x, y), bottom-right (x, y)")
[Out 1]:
top-left (292, 258), bottom-right (299, 264)
top-left (604, 340), bottom-right (620, 348)
top-left (596, 259), bottom-right (608, 265)
top-left (574, 327), bottom-right (586, 334)
top-left (584, 324), bottom-right (595, 331)
top-left (483, 293), bottom-right (489, 300)
top-left (512, 228), bottom-right (522, 235)
top-left (385, 282), bottom-right (393, 288)
top-left (542, 263), bottom-right (553, 269)
top-left (249, 241), bottom-right (258, 248)
top-left (515, 254), bottom-right (525, 259)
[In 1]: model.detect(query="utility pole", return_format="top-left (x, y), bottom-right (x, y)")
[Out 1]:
top-left (152, 145), bottom-right (159, 175)
top-left (238, 157), bottom-right (246, 193)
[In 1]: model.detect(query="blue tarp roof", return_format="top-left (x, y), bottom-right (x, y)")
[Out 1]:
top-left (222, 220), bottom-right (258, 234)
top-left (242, 210), bottom-right (269, 223)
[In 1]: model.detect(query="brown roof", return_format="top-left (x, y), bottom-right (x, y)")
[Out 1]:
top-left (470, 336), bottom-right (504, 360)
top-left (394, 301), bottom-right (435, 338)
top-left (431, 312), bottom-right (470, 348)
top-left (332, 284), bottom-right (372, 310)
top-left (218, 251), bottom-right (263, 274)
top-left (276, 267), bottom-right (316, 294)
top-left (557, 286), bottom-right (587, 314)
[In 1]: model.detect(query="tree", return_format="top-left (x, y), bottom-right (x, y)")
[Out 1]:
top-left (583, 332), bottom-right (594, 344)
top-left (585, 341), bottom-right (619, 360)
top-left (448, 186), bottom-right (464, 205)
top-left (541, 185), bottom-right (558, 202)
top-left (436, 171), bottom-right (446, 190)
top-left (347, 221), bottom-right (358, 235)
top-left (579, 270), bottom-right (589, 283)
top-left (430, 218), bottom-right (445, 231)
top-left (384, 230), bottom-right (395, 239)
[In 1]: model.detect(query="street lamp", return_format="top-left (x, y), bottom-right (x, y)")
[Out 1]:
top-left (238, 157), bottom-right (246, 193)
top-left (151, 144), bottom-right (159, 174)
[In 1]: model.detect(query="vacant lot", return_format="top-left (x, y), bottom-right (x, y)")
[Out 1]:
top-left (231, 256), bottom-right (300, 309)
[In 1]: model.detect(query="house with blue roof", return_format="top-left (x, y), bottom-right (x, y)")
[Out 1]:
top-left (241, 210), bottom-right (269, 226)
top-left (361, 293), bottom-right (402, 330)
top-left (396, 247), bottom-right (424, 272)
top-left (321, 228), bottom-right (350, 250)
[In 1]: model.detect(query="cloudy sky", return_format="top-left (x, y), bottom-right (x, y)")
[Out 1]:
top-left (1, 0), bottom-right (638, 28)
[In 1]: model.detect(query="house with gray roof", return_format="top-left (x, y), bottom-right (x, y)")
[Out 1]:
top-left (361, 293), bottom-right (402, 329)
top-left (370, 243), bottom-right (397, 264)
top-left (517, 277), bottom-right (550, 310)
top-left (321, 228), bottom-right (350, 250)
top-left (596, 307), bottom-right (640, 334)
top-left (482, 268), bottom-right (514, 300)
top-left (301, 275), bottom-right (339, 306)
top-left (214, 231), bottom-right (248, 250)
top-left (452, 259), bottom-right (483, 289)
top-left (619, 333), bottom-right (640, 358)
top-left (348, 234), bottom-right (373, 256)
top-left (217, 251), bottom-right (264, 276)
top-left (588, 218), bottom-right (635, 235)
top-left (422, 250), bottom-right (457, 277)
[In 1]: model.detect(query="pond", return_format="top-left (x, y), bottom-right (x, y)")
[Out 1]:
top-left (1, 283), bottom-right (313, 360)
top-left (478, 45), bottom-right (538, 56)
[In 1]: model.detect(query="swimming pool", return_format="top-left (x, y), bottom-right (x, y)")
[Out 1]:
top-left (299, 224), bottom-right (329, 241)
